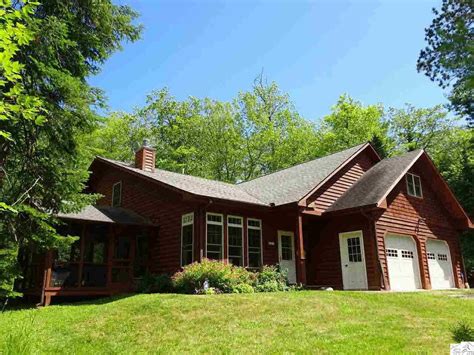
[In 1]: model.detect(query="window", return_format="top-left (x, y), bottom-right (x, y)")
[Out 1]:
top-left (247, 218), bottom-right (262, 268)
top-left (401, 250), bottom-right (414, 259)
top-left (386, 249), bottom-right (398, 258)
top-left (114, 235), bottom-right (131, 260)
top-left (206, 213), bottom-right (223, 260)
top-left (427, 252), bottom-right (436, 260)
top-left (228, 216), bottom-right (243, 266)
top-left (112, 181), bottom-right (122, 207)
top-left (406, 173), bottom-right (422, 198)
top-left (347, 237), bottom-right (362, 262)
top-left (181, 213), bottom-right (194, 266)
top-left (437, 253), bottom-right (448, 261)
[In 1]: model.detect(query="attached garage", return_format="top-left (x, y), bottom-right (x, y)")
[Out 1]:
top-left (385, 234), bottom-right (422, 291)
top-left (426, 239), bottom-right (455, 289)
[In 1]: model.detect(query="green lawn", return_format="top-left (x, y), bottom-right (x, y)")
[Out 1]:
top-left (0, 290), bottom-right (473, 354)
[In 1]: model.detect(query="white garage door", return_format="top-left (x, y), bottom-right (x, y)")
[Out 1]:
top-left (385, 235), bottom-right (422, 291)
top-left (426, 240), bottom-right (455, 289)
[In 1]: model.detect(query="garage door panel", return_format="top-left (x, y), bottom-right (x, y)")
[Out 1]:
top-left (385, 235), bottom-right (422, 291)
top-left (427, 240), bottom-right (454, 289)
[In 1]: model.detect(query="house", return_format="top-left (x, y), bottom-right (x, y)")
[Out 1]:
top-left (21, 142), bottom-right (473, 305)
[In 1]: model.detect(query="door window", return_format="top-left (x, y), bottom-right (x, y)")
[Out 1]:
top-left (280, 235), bottom-right (293, 261)
top-left (347, 237), bottom-right (362, 262)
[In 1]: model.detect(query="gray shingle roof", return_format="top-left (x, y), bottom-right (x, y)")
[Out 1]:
top-left (326, 149), bottom-right (423, 213)
top-left (98, 158), bottom-right (266, 206)
top-left (238, 143), bottom-right (368, 205)
top-left (58, 205), bottom-right (153, 225)
top-left (97, 143), bottom-right (368, 207)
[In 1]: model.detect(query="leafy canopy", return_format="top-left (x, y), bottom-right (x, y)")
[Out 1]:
top-left (0, 0), bottom-right (142, 298)
top-left (417, 0), bottom-right (474, 123)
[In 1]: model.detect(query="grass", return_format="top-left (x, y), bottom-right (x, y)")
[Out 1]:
top-left (0, 290), bottom-right (473, 354)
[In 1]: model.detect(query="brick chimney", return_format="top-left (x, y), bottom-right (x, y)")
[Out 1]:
top-left (135, 139), bottom-right (156, 172)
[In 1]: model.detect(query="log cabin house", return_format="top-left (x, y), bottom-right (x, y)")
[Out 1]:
top-left (21, 142), bottom-right (473, 305)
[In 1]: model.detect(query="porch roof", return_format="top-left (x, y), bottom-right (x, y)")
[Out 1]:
top-left (57, 205), bottom-right (154, 226)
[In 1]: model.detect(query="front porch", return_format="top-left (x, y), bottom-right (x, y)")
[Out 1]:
top-left (21, 206), bottom-right (156, 306)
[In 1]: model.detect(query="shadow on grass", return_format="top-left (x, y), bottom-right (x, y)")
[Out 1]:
top-left (2, 293), bottom-right (138, 312)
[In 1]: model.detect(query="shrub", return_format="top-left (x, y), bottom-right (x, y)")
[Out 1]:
top-left (452, 321), bottom-right (474, 343)
top-left (172, 259), bottom-right (253, 294)
top-left (231, 283), bottom-right (255, 294)
top-left (253, 265), bottom-right (289, 292)
top-left (136, 273), bottom-right (173, 293)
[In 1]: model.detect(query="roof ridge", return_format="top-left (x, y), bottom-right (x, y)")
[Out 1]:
top-left (237, 142), bottom-right (368, 185)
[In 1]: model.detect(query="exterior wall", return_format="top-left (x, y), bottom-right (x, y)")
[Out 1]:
top-left (202, 203), bottom-right (298, 267)
top-left (306, 214), bottom-right (382, 290)
top-left (90, 164), bottom-right (299, 275)
top-left (307, 150), bottom-right (377, 212)
top-left (375, 162), bottom-right (466, 289)
top-left (90, 167), bottom-right (196, 274)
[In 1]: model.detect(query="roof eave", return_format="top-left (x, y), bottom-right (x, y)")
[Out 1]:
top-left (93, 157), bottom-right (269, 208)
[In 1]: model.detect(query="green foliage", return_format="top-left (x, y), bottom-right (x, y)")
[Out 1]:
top-left (452, 321), bottom-right (474, 343)
top-left (231, 283), bottom-right (255, 294)
top-left (172, 259), bottom-right (255, 294)
top-left (318, 94), bottom-right (389, 154)
top-left (387, 104), bottom-right (455, 153)
top-left (171, 260), bottom-right (292, 294)
top-left (254, 265), bottom-right (289, 292)
top-left (86, 75), bottom-right (321, 183)
top-left (417, 0), bottom-right (473, 123)
top-left (0, 0), bottom-right (142, 298)
top-left (136, 273), bottom-right (173, 294)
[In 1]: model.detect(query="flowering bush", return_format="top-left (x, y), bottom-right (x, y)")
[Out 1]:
top-left (172, 259), bottom-right (255, 294)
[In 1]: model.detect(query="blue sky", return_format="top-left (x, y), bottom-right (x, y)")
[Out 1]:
top-left (89, 0), bottom-right (446, 122)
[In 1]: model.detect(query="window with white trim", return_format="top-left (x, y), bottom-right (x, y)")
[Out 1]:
top-left (206, 213), bottom-right (223, 260)
top-left (406, 173), bottom-right (422, 198)
top-left (247, 219), bottom-right (262, 268)
top-left (181, 213), bottom-right (194, 266)
top-left (427, 252), bottom-right (436, 260)
top-left (112, 182), bottom-right (122, 207)
top-left (401, 250), bottom-right (414, 259)
top-left (227, 216), bottom-right (243, 266)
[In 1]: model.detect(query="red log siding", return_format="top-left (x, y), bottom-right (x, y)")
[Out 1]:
top-left (306, 214), bottom-right (381, 290)
top-left (90, 164), bottom-right (299, 275)
top-left (375, 162), bottom-right (465, 289)
top-left (91, 168), bottom-right (195, 274)
top-left (307, 151), bottom-right (376, 212)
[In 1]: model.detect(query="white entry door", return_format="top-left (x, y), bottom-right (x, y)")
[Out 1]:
top-left (385, 234), bottom-right (422, 291)
top-left (339, 231), bottom-right (368, 290)
top-left (278, 231), bottom-right (297, 284)
top-left (426, 239), bottom-right (455, 289)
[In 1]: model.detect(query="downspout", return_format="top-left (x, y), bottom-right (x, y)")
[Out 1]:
top-left (361, 209), bottom-right (386, 290)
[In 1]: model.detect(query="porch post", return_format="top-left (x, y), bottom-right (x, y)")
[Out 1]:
top-left (41, 250), bottom-right (53, 306)
top-left (296, 213), bottom-right (307, 285)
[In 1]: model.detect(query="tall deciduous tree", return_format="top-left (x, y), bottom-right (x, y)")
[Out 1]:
top-left (387, 104), bottom-right (455, 153)
top-left (0, 0), bottom-right (142, 298)
top-left (318, 94), bottom-right (390, 154)
top-left (87, 77), bottom-right (320, 183)
top-left (417, 0), bottom-right (473, 123)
